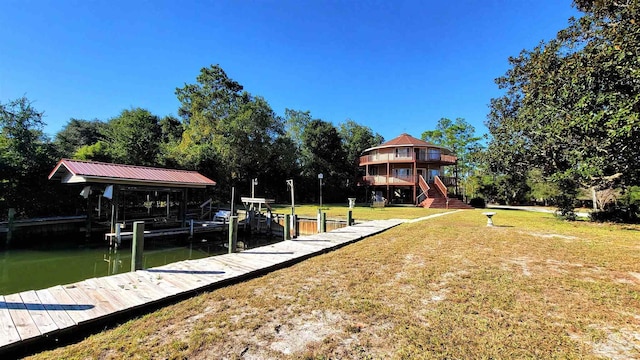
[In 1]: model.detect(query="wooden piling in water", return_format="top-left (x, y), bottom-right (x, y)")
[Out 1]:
top-left (284, 214), bottom-right (291, 240)
top-left (228, 216), bottom-right (238, 253)
top-left (6, 208), bottom-right (15, 246)
top-left (131, 221), bottom-right (145, 271)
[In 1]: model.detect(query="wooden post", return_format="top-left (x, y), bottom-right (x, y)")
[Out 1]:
top-left (321, 212), bottom-right (327, 233)
top-left (7, 208), bottom-right (16, 246)
top-left (131, 221), bottom-right (145, 271)
top-left (347, 210), bottom-right (353, 226)
top-left (293, 214), bottom-right (298, 238)
top-left (317, 208), bottom-right (322, 233)
top-left (284, 214), bottom-right (290, 240)
top-left (228, 216), bottom-right (238, 254)
top-left (190, 219), bottom-right (194, 237)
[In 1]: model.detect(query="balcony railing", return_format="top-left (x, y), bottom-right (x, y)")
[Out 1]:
top-left (360, 153), bottom-right (457, 165)
top-left (362, 175), bottom-right (458, 187)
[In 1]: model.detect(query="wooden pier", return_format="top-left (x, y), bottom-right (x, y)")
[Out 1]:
top-left (0, 219), bottom-right (404, 355)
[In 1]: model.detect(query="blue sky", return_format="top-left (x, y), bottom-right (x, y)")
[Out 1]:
top-left (1, 0), bottom-right (579, 142)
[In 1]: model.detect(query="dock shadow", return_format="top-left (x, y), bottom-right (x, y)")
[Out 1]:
top-left (0, 301), bottom-right (94, 311)
top-left (240, 251), bottom-right (294, 255)
top-left (146, 269), bottom-right (225, 275)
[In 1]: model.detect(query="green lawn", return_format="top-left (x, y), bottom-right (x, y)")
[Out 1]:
top-left (29, 209), bottom-right (640, 359)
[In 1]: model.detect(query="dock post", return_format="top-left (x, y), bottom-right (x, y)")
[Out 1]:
top-left (293, 214), bottom-right (298, 238)
top-left (131, 221), bottom-right (145, 271)
top-left (321, 212), bottom-right (327, 233)
top-left (190, 219), bottom-right (194, 237)
top-left (115, 224), bottom-right (122, 247)
top-left (347, 210), bottom-right (353, 226)
top-left (317, 208), bottom-right (321, 233)
top-left (7, 208), bottom-right (15, 246)
top-left (228, 216), bottom-right (238, 253)
top-left (284, 214), bottom-right (291, 240)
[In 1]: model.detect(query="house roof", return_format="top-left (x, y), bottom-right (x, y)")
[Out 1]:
top-left (48, 159), bottom-right (216, 188)
top-left (363, 133), bottom-right (450, 153)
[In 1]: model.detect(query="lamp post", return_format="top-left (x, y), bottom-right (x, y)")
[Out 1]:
top-left (318, 173), bottom-right (324, 209)
top-left (251, 178), bottom-right (258, 198)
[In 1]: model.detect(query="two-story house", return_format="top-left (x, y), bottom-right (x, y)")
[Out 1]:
top-left (359, 133), bottom-right (471, 209)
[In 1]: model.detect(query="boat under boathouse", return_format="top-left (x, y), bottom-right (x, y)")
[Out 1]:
top-left (48, 159), bottom-right (217, 239)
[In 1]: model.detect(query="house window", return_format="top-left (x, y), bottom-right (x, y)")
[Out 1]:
top-left (393, 168), bottom-right (412, 178)
top-left (395, 147), bottom-right (410, 158)
top-left (428, 148), bottom-right (441, 160)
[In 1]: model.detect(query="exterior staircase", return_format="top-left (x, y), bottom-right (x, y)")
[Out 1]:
top-left (417, 175), bottom-right (473, 209)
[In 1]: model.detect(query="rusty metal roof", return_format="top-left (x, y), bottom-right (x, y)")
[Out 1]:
top-left (363, 133), bottom-right (451, 153)
top-left (48, 159), bottom-right (216, 188)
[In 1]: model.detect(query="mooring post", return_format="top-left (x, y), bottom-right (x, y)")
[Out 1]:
top-left (293, 214), bottom-right (298, 238)
top-left (228, 216), bottom-right (238, 253)
top-left (317, 208), bottom-right (322, 233)
top-left (7, 208), bottom-right (16, 246)
top-left (321, 212), bottom-right (327, 233)
top-left (189, 219), bottom-right (194, 237)
top-left (131, 221), bottom-right (145, 271)
top-left (284, 214), bottom-right (291, 240)
top-left (347, 210), bottom-right (353, 226)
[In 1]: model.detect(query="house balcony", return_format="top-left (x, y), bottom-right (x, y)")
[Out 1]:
top-left (362, 175), bottom-right (457, 187)
top-left (359, 153), bottom-right (457, 165)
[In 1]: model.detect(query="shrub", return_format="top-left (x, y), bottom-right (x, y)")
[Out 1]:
top-left (469, 197), bottom-right (486, 208)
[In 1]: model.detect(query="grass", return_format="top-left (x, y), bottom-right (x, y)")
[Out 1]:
top-left (28, 209), bottom-right (640, 359)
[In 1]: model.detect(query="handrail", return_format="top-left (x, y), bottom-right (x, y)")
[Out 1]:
top-left (434, 176), bottom-right (448, 200)
top-left (416, 175), bottom-right (430, 205)
top-left (418, 175), bottom-right (430, 199)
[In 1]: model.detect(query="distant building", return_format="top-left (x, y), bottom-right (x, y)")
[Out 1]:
top-left (359, 133), bottom-right (471, 209)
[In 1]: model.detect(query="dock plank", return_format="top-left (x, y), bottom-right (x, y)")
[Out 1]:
top-left (101, 274), bottom-right (157, 305)
top-left (18, 290), bottom-right (58, 335)
top-left (3, 293), bottom-right (40, 340)
top-left (0, 295), bottom-right (21, 348)
top-left (59, 284), bottom-right (112, 324)
top-left (46, 285), bottom-right (90, 325)
top-left (34, 289), bottom-right (76, 329)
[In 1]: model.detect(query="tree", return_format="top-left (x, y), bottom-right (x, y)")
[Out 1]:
top-left (338, 120), bottom-right (383, 194)
top-left (54, 118), bottom-right (106, 157)
top-left (102, 108), bottom-right (162, 166)
top-left (0, 97), bottom-right (73, 218)
top-left (486, 0), bottom-right (640, 215)
top-left (421, 118), bottom-right (483, 195)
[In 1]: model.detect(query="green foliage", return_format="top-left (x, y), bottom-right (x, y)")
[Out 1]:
top-left (486, 1), bottom-right (640, 217)
top-left (0, 97), bottom-right (74, 218)
top-left (73, 141), bottom-right (110, 162)
top-left (54, 118), bottom-right (106, 157)
top-left (103, 108), bottom-right (162, 166)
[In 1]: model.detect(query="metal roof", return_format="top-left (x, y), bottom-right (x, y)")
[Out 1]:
top-left (362, 133), bottom-right (452, 153)
top-left (48, 159), bottom-right (216, 188)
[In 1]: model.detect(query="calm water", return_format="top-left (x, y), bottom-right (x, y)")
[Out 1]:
top-left (0, 233), bottom-right (281, 295)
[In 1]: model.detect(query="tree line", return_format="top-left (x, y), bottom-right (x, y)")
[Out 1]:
top-left (0, 65), bottom-right (384, 219)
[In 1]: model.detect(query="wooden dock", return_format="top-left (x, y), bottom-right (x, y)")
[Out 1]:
top-left (0, 219), bottom-right (404, 355)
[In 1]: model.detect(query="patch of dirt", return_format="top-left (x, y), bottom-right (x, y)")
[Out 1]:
top-left (571, 325), bottom-right (640, 360)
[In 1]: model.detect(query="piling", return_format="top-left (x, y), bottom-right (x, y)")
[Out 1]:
top-left (321, 212), bottom-right (327, 233)
top-left (228, 216), bottom-right (238, 253)
top-left (293, 214), bottom-right (298, 238)
top-left (131, 221), bottom-right (145, 271)
top-left (6, 208), bottom-right (15, 246)
top-left (284, 214), bottom-right (291, 240)
top-left (347, 210), bottom-right (353, 226)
